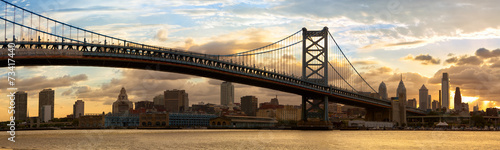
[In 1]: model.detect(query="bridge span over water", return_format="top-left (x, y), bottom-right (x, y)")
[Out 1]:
top-left (0, 0), bottom-right (424, 128)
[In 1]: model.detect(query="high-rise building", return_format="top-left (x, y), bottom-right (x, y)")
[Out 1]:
top-left (164, 89), bottom-right (189, 112)
top-left (438, 90), bottom-right (442, 110)
top-left (39, 89), bottom-right (55, 122)
top-left (73, 100), bottom-right (84, 118)
top-left (14, 91), bottom-right (28, 121)
top-left (220, 82), bottom-right (234, 106)
top-left (153, 94), bottom-right (165, 106)
top-left (432, 100), bottom-right (438, 111)
top-left (419, 84), bottom-right (428, 110)
top-left (395, 77), bottom-right (407, 126)
top-left (41, 105), bottom-right (52, 123)
top-left (454, 87), bottom-right (462, 111)
top-left (473, 103), bottom-right (479, 112)
top-left (379, 81), bottom-right (388, 100)
top-left (407, 98), bottom-right (417, 108)
top-left (442, 73), bottom-right (450, 110)
top-left (112, 87), bottom-right (133, 114)
top-left (427, 95), bottom-right (431, 109)
top-left (241, 96), bottom-right (258, 116)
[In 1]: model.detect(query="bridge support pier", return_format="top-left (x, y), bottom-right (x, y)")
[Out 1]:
top-left (297, 95), bottom-right (333, 130)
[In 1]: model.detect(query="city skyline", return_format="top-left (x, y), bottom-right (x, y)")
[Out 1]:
top-left (2, 0), bottom-right (500, 121)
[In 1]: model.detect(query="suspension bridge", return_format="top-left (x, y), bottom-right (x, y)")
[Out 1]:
top-left (0, 0), bottom-right (424, 128)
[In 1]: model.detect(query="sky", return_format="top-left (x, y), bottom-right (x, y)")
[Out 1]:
top-left (2, 0), bottom-right (500, 121)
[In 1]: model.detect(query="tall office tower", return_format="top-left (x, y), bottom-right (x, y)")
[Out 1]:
top-left (396, 77), bottom-right (407, 125)
top-left (164, 89), bottom-right (189, 112)
top-left (73, 100), bottom-right (84, 118)
top-left (427, 95), bottom-right (431, 109)
top-left (14, 91), bottom-right (28, 121)
top-left (419, 84), bottom-right (428, 110)
top-left (220, 81), bottom-right (234, 106)
top-left (241, 96), bottom-right (258, 116)
top-left (439, 90), bottom-right (442, 110)
top-left (112, 87), bottom-right (134, 114)
top-left (454, 87), bottom-right (462, 111)
top-left (442, 73), bottom-right (450, 109)
top-left (379, 81), bottom-right (388, 100)
top-left (153, 94), bottom-right (165, 106)
top-left (39, 89), bottom-right (55, 122)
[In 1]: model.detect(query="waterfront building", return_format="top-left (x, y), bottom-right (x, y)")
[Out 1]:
top-left (419, 84), bottom-right (428, 110)
top-left (164, 89), bottom-right (189, 113)
top-left (79, 114), bottom-right (105, 128)
top-left (73, 100), bottom-right (84, 118)
top-left (241, 96), bottom-right (258, 116)
top-left (39, 89), bottom-right (55, 122)
top-left (257, 109), bottom-right (276, 118)
top-left (210, 116), bottom-right (277, 128)
top-left (276, 105), bottom-right (301, 121)
top-left (104, 114), bottom-right (140, 127)
top-left (168, 113), bottom-right (217, 127)
top-left (378, 82), bottom-right (388, 100)
top-left (112, 87), bottom-right (134, 114)
top-left (220, 81), bottom-right (234, 106)
top-left (442, 73), bottom-right (450, 109)
top-left (139, 113), bottom-right (169, 127)
top-left (454, 87), bottom-right (462, 111)
top-left (14, 91), bottom-right (28, 121)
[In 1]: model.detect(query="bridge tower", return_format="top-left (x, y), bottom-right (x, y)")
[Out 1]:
top-left (299, 27), bottom-right (332, 129)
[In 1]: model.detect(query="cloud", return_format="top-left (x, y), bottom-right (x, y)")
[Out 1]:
top-left (403, 54), bottom-right (441, 65)
top-left (475, 48), bottom-right (500, 58)
top-left (384, 40), bottom-right (425, 47)
top-left (0, 74), bottom-right (88, 92)
top-left (352, 60), bottom-right (378, 65)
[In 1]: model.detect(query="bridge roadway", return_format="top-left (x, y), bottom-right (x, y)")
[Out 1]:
top-left (0, 41), bottom-right (425, 115)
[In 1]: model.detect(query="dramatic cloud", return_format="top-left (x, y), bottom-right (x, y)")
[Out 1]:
top-left (0, 74), bottom-right (88, 93)
top-left (403, 54), bottom-right (441, 65)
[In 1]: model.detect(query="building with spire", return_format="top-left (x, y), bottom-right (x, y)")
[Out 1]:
top-left (392, 75), bottom-right (407, 126)
top-left (454, 87), bottom-right (462, 111)
top-left (112, 87), bottom-right (134, 114)
top-left (419, 84), bottom-right (428, 110)
top-left (442, 73), bottom-right (450, 110)
top-left (379, 81), bottom-right (388, 100)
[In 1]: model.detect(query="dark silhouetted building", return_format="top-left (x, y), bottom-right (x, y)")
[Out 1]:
top-left (73, 100), bottom-right (84, 118)
top-left (419, 84), bottom-right (428, 110)
top-left (14, 91), bottom-right (28, 121)
top-left (39, 89), bottom-right (55, 122)
top-left (241, 96), bottom-right (258, 116)
top-left (164, 89), bottom-right (189, 113)
top-left (454, 87), bottom-right (462, 111)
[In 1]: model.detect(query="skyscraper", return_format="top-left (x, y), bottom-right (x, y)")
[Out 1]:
top-left (153, 94), bottom-right (165, 106)
top-left (112, 87), bottom-right (133, 114)
top-left (432, 100), bottom-right (438, 111)
top-left (454, 87), bottom-right (462, 111)
top-left (241, 96), bottom-right (258, 116)
top-left (73, 100), bottom-right (84, 118)
top-left (220, 81), bottom-right (234, 106)
top-left (419, 84), bottom-right (428, 110)
top-left (442, 73), bottom-right (450, 109)
top-left (164, 89), bottom-right (189, 112)
top-left (396, 77), bottom-right (407, 125)
top-left (39, 89), bottom-right (55, 122)
top-left (427, 95), bottom-right (431, 109)
top-left (270, 96), bottom-right (279, 105)
top-left (379, 81), bottom-right (388, 100)
top-left (14, 91), bottom-right (28, 121)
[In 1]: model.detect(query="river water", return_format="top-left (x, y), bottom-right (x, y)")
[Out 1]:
top-left (1, 129), bottom-right (499, 149)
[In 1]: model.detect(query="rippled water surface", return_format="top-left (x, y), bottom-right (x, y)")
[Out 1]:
top-left (1, 129), bottom-right (499, 149)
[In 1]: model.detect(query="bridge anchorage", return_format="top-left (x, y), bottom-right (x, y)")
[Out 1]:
top-left (0, 0), bottom-right (427, 130)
